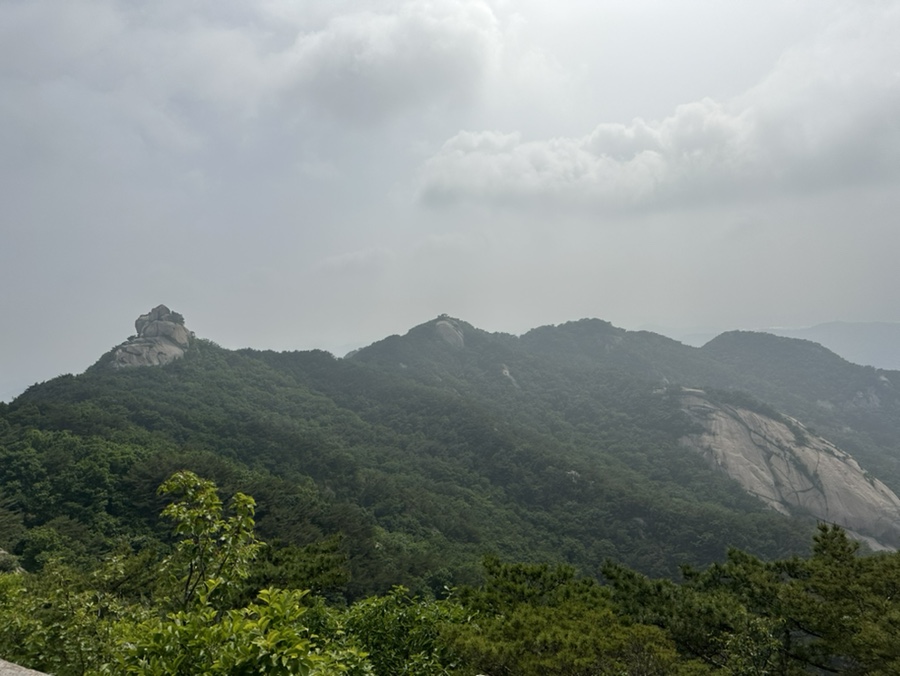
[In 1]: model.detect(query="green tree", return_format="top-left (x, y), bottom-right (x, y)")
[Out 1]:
top-left (342, 586), bottom-right (464, 676)
top-left (113, 471), bottom-right (370, 674)
top-left (450, 557), bottom-right (711, 675)
top-left (155, 470), bottom-right (262, 610)
top-left (0, 563), bottom-right (120, 675)
top-left (773, 525), bottom-right (900, 674)
top-left (605, 524), bottom-right (900, 675)
top-left (112, 586), bottom-right (370, 676)
top-left (0, 472), bottom-right (373, 675)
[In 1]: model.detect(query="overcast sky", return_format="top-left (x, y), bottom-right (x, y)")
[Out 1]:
top-left (2, 0), bottom-right (900, 400)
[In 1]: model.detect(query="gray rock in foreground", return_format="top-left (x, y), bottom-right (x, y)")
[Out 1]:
top-left (0, 659), bottom-right (47, 676)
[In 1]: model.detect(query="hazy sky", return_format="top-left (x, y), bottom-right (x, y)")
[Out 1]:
top-left (2, 0), bottom-right (899, 400)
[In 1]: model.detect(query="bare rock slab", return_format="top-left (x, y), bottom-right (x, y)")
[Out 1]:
top-left (680, 390), bottom-right (900, 549)
top-left (0, 659), bottom-right (48, 676)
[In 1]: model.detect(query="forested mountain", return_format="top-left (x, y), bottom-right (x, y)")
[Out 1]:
top-left (3, 307), bottom-right (900, 674)
top-left (3, 309), bottom-right (900, 590)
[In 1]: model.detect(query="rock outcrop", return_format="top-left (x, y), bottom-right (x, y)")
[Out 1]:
top-left (110, 305), bottom-right (192, 368)
top-left (679, 390), bottom-right (900, 549)
top-left (0, 659), bottom-right (48, 676)
top-left (435, 317), bottom-right (465, 349)
top-left (0, 549), bottom-right (19, 573)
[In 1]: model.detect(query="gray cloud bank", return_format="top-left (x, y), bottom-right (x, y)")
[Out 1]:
top-left (418, 6), bottom-right (900, 210)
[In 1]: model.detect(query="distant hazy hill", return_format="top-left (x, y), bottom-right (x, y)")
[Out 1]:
top-left (653, 321), bottom-right (900, 371)
top-left (765, 321), bottom-right (900, 371)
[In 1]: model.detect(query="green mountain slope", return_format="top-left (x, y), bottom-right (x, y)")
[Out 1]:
top-left (3, 312), bottom-right (900, 599)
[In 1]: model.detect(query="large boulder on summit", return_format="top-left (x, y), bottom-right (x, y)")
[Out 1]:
top-left (134, 306), bottom-right (191, 346)
top-left (110, 305), bottom-right (193, 368)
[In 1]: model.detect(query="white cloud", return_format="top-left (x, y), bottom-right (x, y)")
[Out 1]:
top-left (417, 4), bottom-right (900, 211)
top-left (0, 0), bottom-right (503, 163)
top-left (283, 0), bottom-right (501, 122)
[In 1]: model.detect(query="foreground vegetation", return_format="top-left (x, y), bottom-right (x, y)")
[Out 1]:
top-left (1, 472), bottom-right (898, 675)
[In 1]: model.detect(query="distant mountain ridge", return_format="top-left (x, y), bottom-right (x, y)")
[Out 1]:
top-left (351, 317), bottom-right (900, 548)
top-left (654, 321), bottom-right (900, 371)
top-left (3, 308), bottom-right (900, 597)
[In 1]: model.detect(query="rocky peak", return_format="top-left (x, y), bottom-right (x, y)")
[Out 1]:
top-left (110, 304), bottom-right (193, 368)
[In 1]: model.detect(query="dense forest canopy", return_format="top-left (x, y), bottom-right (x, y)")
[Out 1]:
top-left (1, 473), bottom-right (898, 675)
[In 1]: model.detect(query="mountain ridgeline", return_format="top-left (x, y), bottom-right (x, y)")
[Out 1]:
top-left (2, 308), bottom-right (900, 597)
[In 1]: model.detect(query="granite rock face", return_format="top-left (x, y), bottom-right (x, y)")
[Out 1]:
top-left (110, 305), bottom-right (192, 368)
top-left (0, 659), bottom-right (48, 675)
top-left (435, 318), bottom-right (465, 348)
top-left (680, 390), bottom-right (900, 549)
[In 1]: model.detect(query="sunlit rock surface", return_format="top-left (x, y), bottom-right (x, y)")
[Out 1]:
top-left (110, 304), bottom-right (192, 368)
top-left (680, 390), bottom-right (900, 549)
